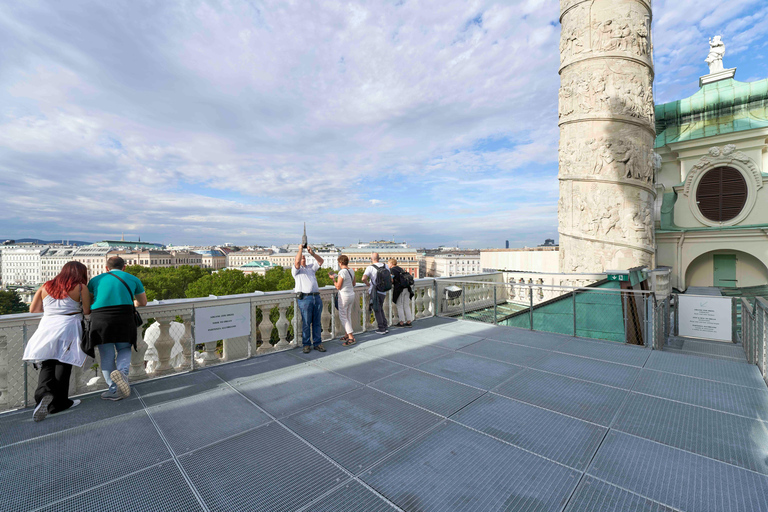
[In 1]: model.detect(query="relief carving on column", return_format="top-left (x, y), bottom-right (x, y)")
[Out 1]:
top-left (559, 64), bottom-right (654, 125)
top-left (561, 2), bottom-right (652, 67)
top-left (559, 136), bottom-right (656, 184)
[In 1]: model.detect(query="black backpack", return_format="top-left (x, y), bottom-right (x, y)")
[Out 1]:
top-left (400, 271), bottom-right (414, 287)
top-left (374, 264), bottom-right (392, 292)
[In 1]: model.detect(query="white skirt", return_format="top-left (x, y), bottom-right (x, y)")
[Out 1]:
top-left (22, 314), bottom-right (88, 368)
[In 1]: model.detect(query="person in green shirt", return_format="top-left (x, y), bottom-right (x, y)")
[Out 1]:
top-left (86, 256), bottom-right (147, 401)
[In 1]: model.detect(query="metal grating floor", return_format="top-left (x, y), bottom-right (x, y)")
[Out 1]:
top-left (3, 317), bottom-right (768, 512)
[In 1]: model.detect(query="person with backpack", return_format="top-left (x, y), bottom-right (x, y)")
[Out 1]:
top-left (388, 258), bottom-right (414, 327)
top-left (362, 252), bottom-right (390, 335)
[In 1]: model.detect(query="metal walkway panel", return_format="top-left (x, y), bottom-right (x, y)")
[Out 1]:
top-left (613, 393), bottom-right (768, 475)
top-left (645, 350), bottom-right (765, 388)
top-left (0, 393), bottom-right (143, 447)
top-left (283, 387), bottom-right (441, 473)
top-left (312, 350), bottom-right (406, 384)
top-left (564, 477), bottom-right (677, 512)
top-left (438, 320), bottom-right (497, 335)
top-left (134, 369), bottom-right (227, 407)
top-left (147, 386), bottom-right (272, 455)
top-left (234, 363), bottom-right (361, 418)
top-left (418, 352), bottom-right (524, 390)
top-left (360, 340), bottom-right (450, 367)
top-left (210, 350), bottom-right (307, 384)
top-left (633, 369), bottom-right (768, 420)
top-left (483, 328), bottom-right (572, 350)
top-left (180, 422), bottom-right (347, 512)
top-left (419, 332), bottom-right (486, 351)
top-left (370, 369), bottom-right (485, 417)
top-left (495, 369), bottom-right (628, 426)
top-left (555, 339), bottom-right (651, 367)
top-left (588, 431), bottom-right (768, 512)
top-left (532, 353), bottom-right (640, 389)
top-left (678, 339), bottom-right (747, 361)
top-left (451, 393), bottom-right (606, 471)
top-left (0, 411), bottom-right (168, 512)
top-left (303, 480), bottom-right (395, 512)
top-left (459, 338), bottom-right (550, 366)
top-left (36, 461), bottom-right (204, 512)
top-left (363, 421), bottom-right (580, 512)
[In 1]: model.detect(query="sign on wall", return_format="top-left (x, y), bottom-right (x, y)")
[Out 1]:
top-left (195, 303), bottom-right (251, 343)
top-left (678, 295), bottom-right (732, 342)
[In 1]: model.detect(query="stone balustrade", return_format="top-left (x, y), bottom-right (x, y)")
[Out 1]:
top-left (502, 271), bottom-right (606, 306)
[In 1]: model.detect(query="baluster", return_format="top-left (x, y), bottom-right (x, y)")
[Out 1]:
top-left (129, 323), bottom-right (148, 380)
top-left (321, 294), bottom-right (332, 341)
top-left (275, 302), bottom-right (291, 350)
top-left (198, 341), bottom-right (220, 365)
top-left (251, 304), bottom-right (262, 352)
top-left (177, 314), bottom-right (193, 369)
top-left (153, 317), bottom-right (176, 375)
top-left (412, 287), bottom-right (420, 319)
top-left (257, 303), bottom-right (275, 354)
top-left (352, 288), bottom-right (363, 333)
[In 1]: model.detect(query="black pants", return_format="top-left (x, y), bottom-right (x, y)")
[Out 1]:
top-left (372, 292), bottom-right (388, 331)
top-left (34, 360), bottom-right (74, 414)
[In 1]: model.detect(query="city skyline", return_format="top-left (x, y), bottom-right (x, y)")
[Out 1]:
top-left (1, 1), bottom-right (767, 247)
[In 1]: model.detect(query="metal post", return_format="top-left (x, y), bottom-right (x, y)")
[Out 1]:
top-left (493, 286), bottom-right (498, 325)
top-left (732, 297), bottom-right (738, 344)
top-left (245, 303), bottom-right (252, 359)
top-left (529, 287), bottom-right (534, 331)
top-left (673, 294), bottom-right (679, 336)
top-left (23, 324), bottom-right (28, 406)
top-left (461, 284), bottom-right (466, 320)
top-left (432, 279), bottom-right (439, 317)
top-left (362, 291), bottom-right (368, 331)
top-left (572, 290), bottom-right (577, 337)
top-left (190, 306), bottom-right (197, 370)
top-left (623, 293), bottom-right (630, 344)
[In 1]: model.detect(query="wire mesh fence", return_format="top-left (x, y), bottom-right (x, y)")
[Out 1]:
top-left (741, 297), bottom-right (768, 386)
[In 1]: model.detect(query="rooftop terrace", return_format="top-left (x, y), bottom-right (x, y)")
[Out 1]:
top-left (2, 315), bottom-right (767, 512)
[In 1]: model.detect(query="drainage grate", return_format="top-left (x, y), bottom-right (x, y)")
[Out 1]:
top-left (459, 339), bottom-right (550, 367)
top-left (134, 370), bottom-right (225, 407)
top-left (233, 363), bottom-right (360, 418)
top-left (302, 480), bottom-right (395, 512)
top-left (531, 353), bottom-right (640, 389)
top-left (588, 431), bottom-right (768, 512)
top-left (0, 394), bottom-right (143, 447)
top-left (554, 339), bottom-right (651, 367)
top-left (312, 351), bottom-right (406, 384)
top-left (452, 393), bottom-right (607, 471)
top-left (613, 393), bottom-right (768, 475)
top-left (0, 411), bottom-right (169, 512)
top-left (370, 369), bottom-right (485, 417)
top-left (564, 477), bottom-right (677, 512)
top-left (494, 369), bottom-right (628, 426)
top-left (363, 421), bottom-right (580, 512)
top-left (417, 352), bottom-right (524, 390)
top-left (180, 422), bottom-right (347, 512)
top-left (645, 351), bottom-right (765, 389)
top-left (283, 387), bottom-right (441, 474)
top-left (148, 386), bottom-right (272, 455)
top-left (632, 369), bottom-right (768, 420)
top-left (36, 461), bottom-right (204, 512)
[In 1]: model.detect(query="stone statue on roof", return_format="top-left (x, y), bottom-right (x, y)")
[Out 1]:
top-left (706, 36), bottom-right (726, 74)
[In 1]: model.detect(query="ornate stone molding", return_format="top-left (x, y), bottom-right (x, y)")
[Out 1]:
top-left (681, 145), bottom-right (762, 227)
top-left (560, 231), bottom-right (655, 254)
top-left (560, 0), bottom-right (653, 23)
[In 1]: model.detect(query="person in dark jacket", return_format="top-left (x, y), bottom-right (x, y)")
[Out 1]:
top-left (86, 256), bottom-right (147, 401)
top-left (388, 258), bottom-right (414, 327)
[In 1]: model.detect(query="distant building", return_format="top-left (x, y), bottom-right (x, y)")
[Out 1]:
top-left (72, 246), bottom-right (113, 279)
top-left (90, 239), bottom-right (163, 250)
top-left (41, 248), bottom-right (77, 282)
top-left (343, 242), bottom-right (423, 278)
top-left (227, 250), bottom-right (273, 268)
top-left (239, 260), bottom-right (274, 276)
top-left (480, 247), bottom-right (560, 273)
top-left (539, 239), bottom-right (557, 247)
top-left (505, 240), bottom-right (509, 249)
top-left (108, 250), bottom-right (203, 269)
top-left (194, 249), bottom-right (227, 270)
top-left (432, 251), bottom-right (481, 277)
top-left (1, 247), bottom-right (48, 287)
top-left (268, 249), bottom-right (341, 271)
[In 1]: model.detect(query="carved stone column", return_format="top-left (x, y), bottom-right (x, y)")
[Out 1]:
top-left (559, 0), bottom-right (656, 272)
top-left (129, 324), bottom-right (148, 380)
top-left (256, 304), bottom-right (275, 354)
top-left (274, 301), bottom-right (291, 350)
top-left (153, 318), bottom-right (176, 375)
top-left (177, 314), bottom-right (193, 369)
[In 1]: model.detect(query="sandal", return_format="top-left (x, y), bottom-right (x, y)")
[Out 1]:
top-left (340, 335), bottom-right (349, 342)
top-left (342, 338), bottom-right (356, 346)
top-left (395, 322), bottom-right (405, 327)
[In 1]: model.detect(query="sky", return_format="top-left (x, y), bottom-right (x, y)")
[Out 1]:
top-left (0, 1), bottom-right (766, 249)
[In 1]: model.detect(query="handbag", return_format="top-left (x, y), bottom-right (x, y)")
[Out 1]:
top-left (106, 271), bottom-right (144, 327)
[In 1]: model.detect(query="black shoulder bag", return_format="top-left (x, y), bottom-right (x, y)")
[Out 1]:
top-left (106, 271), bottom-right (144, 327)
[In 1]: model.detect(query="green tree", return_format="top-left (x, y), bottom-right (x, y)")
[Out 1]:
top-left (185, 269), bottom-right (265, 298)
top-left (125, 265), bottom-right (212, 301)
top-left (0, 290), bottom-right (29, 315)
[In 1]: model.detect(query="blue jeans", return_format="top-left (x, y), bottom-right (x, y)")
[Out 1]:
top-left (298, 295), bottom-right (323, 346)
top-left (98, 343), bottom-right (132, 392)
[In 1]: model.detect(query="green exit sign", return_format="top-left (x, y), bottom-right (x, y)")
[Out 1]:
top-left (607, 274), bottom-right (628, 282)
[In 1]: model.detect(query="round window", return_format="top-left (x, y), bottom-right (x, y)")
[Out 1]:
top-left (695, 167), bottom-right (747, 222)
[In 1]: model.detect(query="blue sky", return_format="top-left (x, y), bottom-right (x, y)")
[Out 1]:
top-left (0, 0), bottom-right (766, 248)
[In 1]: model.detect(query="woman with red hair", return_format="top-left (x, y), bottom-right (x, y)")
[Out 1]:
top-left (23, 261), bottom-right (91, 421)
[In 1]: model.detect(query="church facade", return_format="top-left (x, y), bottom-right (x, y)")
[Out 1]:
top-left (654, 43), bottom-right (768, 292)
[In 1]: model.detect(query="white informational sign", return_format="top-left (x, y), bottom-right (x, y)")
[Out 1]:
top-left (678, 295), bottom-right (732, 342)
top-left (195, 303), bottom-right (251, 343)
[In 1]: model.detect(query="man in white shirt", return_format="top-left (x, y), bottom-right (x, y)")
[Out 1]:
top-left (362, 252), bottom-right (390, 334)
top-left (292, 246), bottom-right (325, 353)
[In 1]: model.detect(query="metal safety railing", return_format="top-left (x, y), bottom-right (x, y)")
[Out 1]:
top-left (740, 297), bottom-right (768, 386)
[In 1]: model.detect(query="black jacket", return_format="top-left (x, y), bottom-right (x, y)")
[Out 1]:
top-left (390, 266), bottom-right (414, 303)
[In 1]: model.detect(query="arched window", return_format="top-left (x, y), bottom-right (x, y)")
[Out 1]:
top-left (696, 167), bottom-right (747, 222)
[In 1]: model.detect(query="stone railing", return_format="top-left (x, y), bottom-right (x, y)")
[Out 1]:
top-left (0, 278), bottom-right (443, 414)
top-left (435, 273), bottom-right (505, 317)
top-left (501, 271), bottom-right (604, 307)
top-left (648, 267), bottom-right (672, 299)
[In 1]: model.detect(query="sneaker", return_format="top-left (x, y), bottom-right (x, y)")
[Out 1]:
top-left (376, 330), bottom-right (387, 335)
top-left (314, 344), bottom-right (326, 352)
top-left (69, 399), bottom-right (81, 410)
top-left (302, 345), bottom-right (311, 353)
top-left (111, 370), bottom-right (131, 398)
top-left (33, 394), bottom-right (53, 422)
top-left (101, 390), bottom-right (123, 401)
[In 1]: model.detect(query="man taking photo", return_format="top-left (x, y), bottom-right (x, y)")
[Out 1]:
top-left (292, 245), bottom-right (325, 353)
